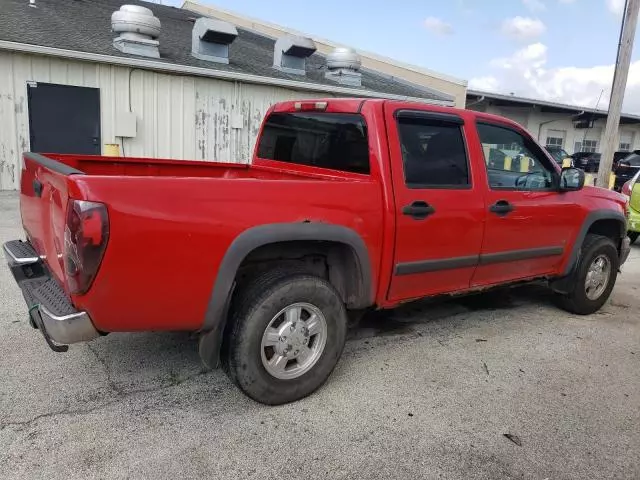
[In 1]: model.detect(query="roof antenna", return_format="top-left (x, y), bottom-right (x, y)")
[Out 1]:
top-left (29, 0), bottom-right (36, 7)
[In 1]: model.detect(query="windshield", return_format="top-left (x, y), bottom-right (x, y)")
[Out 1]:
top-left (547, 147), bottom-right (569, 162)
top-left (621, 153), bottom-right (640, 167)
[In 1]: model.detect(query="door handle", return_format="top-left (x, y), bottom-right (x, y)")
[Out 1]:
top-left (402, 201), bottom-right (436, 220)
top-left (32, 179), bottom-right (43, 198)
top-left (489, 200), bottom-right (514, 216)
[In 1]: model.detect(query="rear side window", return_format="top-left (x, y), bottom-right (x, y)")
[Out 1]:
top-left (396, 113), bottom-right (470, 188)
top-left (256, 112), bottom-right (369, 174)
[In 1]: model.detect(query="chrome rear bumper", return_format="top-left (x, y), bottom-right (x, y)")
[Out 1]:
top-left (3, 240), bottom-right (99, 351)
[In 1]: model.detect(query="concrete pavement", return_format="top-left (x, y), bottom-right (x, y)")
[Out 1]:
top-left (1, 191), bottom-right (639, 479)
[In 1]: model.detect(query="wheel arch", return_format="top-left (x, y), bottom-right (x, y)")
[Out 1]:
top-left (198, 223), bottom-right (373, 368)
top-left (563, 210), bottom-right (627, 276)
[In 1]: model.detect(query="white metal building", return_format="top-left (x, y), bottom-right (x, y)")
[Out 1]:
top-left (0, 0), bottom-right (454, 190)
top-left (466, 90), bottom-right (640, 154)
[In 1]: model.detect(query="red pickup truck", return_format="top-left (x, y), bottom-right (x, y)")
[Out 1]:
top-left (4, 99), bottom-right (631, 404)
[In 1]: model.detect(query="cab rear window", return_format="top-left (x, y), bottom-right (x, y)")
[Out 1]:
top-left (256, 112), bottom-right (370, 174)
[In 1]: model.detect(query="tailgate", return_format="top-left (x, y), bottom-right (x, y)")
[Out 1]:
top-left (20, 153), bottom-right (83, 286)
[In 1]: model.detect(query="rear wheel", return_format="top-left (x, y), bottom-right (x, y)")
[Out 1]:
top-left (555, 234), bottom-right (619, 315)
top-left (629, 231), bottom-right (639, 244)
top-left (223, 269), bottom-right (347, 405)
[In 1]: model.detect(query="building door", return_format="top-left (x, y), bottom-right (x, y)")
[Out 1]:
top-left (27, 82), bottom-right (101, 154)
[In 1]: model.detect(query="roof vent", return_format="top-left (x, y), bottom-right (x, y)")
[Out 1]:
top-left (325, 47), bottom-right (362, 87)
top-left (273, 35), bottom-right (317, 75)
top-left (192, 18), bottom-right (238, 64)
top-left (111, 5), bottom-right (161, 59)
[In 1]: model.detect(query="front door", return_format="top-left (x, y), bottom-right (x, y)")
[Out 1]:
top-left (27, 82), bottom-right (101, 155)
top-left (385, 105), bottom-right (485, 302)
top-left (472, 121), bottom-right (581, 286)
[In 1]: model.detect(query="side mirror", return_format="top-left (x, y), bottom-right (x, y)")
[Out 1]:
top-left (559, 167), bottom-right (585, 192)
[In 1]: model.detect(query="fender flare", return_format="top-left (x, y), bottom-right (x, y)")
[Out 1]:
top-left (198, 223), bottom-right (373, 368)
top-left (562, 209), bottom-right (627, 276)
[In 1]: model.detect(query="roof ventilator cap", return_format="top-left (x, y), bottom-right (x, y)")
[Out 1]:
top-left (191, 18), bottom-right (238, 64)
top-left (325, 47), bottom-right (362, 87)
top-left (111, 5), bottom-right (161, 58)
top-left (273, 35), bottom-right (317, 75)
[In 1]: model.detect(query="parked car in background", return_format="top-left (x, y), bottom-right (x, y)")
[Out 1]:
top-left (613, 151), bottom-right (640, 192)
top-left (4, 99), bottom-right (632, 405)
top-left (572, 152), bottom-right (601, 172)
top-left (545, 145), bottom-right (572, 166)
top-left (622, 169), bottom-right (640, 244)
top-left (613, 150), bottom-right (632, 170)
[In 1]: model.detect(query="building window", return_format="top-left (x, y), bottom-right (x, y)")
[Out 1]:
top-left (546, 136), bottom-right (564, 147)
top-left (575, 139), bottom-right (598, 153)
top-left (545, 129), bottom-right (565, 148)
top-left (619, 132), bottom-right (634, 151)
top-left (497, 142), bottom-right (520, 150)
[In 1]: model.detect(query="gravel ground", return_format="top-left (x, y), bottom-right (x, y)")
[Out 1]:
top-left (1, 190), bottom-right (639, 480)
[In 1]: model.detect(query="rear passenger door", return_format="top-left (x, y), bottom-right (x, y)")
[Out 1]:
top-left (471, 121), bottom-right (580, 286)
top-left (385, 106), bottom-right (485, 302)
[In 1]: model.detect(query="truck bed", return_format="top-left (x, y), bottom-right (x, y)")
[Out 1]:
top-left (40, 153), bottom-right (361, 181)
top-left (19, 152), bottom-right (383, 333)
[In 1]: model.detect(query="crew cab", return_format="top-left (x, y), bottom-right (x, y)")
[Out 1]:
top-left (4, 99), bottom-right (632, 405)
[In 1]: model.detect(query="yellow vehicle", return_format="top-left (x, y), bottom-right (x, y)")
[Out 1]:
top-left (623, 170), bottom-right (640, 244)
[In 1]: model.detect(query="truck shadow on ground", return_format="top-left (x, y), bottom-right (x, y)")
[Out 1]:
top-left (351, 283), bottom-right (554, 341)
top-left (87, 283), bottom-right (556, 394)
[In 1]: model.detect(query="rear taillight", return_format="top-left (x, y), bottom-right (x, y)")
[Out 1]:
top-left (63, 200), bottom-right (109, 294)
top-left (622, 180), bottom-right (633, 197)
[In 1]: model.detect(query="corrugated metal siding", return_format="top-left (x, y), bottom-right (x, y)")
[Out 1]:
top-left (0, 51), bottom-right (321, 190)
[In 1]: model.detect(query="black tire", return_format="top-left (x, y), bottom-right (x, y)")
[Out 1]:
top-left (629, 231), bottom-right (639, 244)
top-left (555, 234), bottom-right (619, 315)
top-left (223, 269), bottom-right (347, 405)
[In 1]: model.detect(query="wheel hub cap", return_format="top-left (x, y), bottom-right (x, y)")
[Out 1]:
top-left (261, 302), bottom-right (328, 380)
top-left (275, 323), bottom-right (310, 358)
top-left (585, 254), bottom-right (611, 301)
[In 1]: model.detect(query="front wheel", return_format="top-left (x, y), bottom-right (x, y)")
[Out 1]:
top-left (223, 270), bottom-right (347, 405)
top-left (629, 231), bottom-right (639, 244)
top-left (555, 234), bottom-right (619, 315)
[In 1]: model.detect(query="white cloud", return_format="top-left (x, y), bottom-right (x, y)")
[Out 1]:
top-left (523, 0), bottom-right (546, 12)
top-left (423, 16), bottom-right (454, 35)
top-left (558, 0), bottom-right (577, 3)
top-left (470, 43), bottom-right (640, 114)
top-left (607, 0), bottom-right (625, 14)
top-left (500, 17), bottom-right (546, 41)
top-left (489, 42), bottom-right (548, 70)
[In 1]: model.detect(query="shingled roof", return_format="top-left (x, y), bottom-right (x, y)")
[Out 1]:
top-left (0, 0), bottom-right (454, 104)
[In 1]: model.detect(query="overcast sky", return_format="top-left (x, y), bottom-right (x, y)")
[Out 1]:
top-left (160, 0), bottom-right (640, 113)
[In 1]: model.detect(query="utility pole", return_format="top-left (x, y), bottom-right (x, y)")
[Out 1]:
top-left (597, 0), bottom-right (640, 187)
